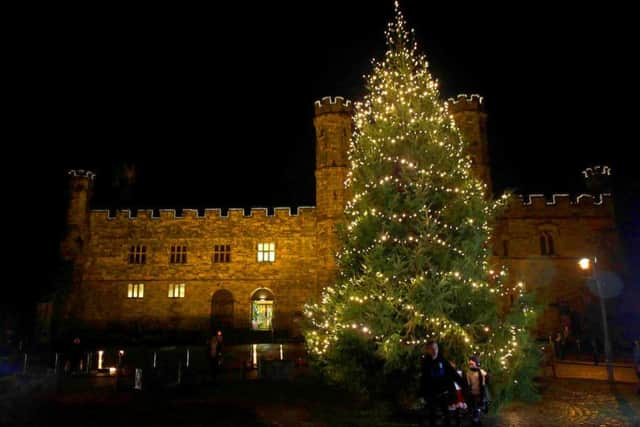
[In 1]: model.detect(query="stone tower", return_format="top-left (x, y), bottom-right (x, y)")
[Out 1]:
top-left (60, 169), bottom-right (95, 324)
top-left (582, 165), bottom-right (612, 194)
top-left (448, 94), bottom-right (492, 195)
top-left (62, 170), bottom-right (95, 261)
top-left (313, 96), bottom-right (352, 292)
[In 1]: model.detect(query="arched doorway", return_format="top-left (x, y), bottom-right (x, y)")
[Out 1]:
top-left (211, 289), bottom-right (234, 331)
top-left (251, 288), bottom-right (274, 331)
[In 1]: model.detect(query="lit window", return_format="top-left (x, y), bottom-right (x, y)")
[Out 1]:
top-left (127, 283), bottom-right (144, 298)
top-left (257, 242), bottom-right (275, 263)
top-left (168, 283), bottom-right (185, 299)
top-left (128, 245), bottom-right (147, 264)
top-left (170, 245), bottom-right (187, 264)
top-left (213, 245), bottom-right (231, 263)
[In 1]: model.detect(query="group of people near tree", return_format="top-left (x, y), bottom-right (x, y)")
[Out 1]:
top-left (420, 341), bottom-right (490, 427)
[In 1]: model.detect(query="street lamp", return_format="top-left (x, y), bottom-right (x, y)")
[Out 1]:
top-left (578, 257), bottom-right (614, 382)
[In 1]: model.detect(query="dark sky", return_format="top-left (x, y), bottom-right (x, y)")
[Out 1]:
top-left (4, 2), bottom-right (638, 314)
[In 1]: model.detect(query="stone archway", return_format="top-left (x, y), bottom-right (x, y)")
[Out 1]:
top-left (211, 289), bottom-right (234, 331)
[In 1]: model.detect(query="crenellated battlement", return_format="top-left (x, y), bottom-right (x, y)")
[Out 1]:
top-left (89, 206), bottom-right (317, 222)
top-left (446, 94), bottom-right (484, 114)
top-left (502, 193), bottom-right (614, 218)
top-left (68, 169), bottom-right (96, 180)
top-left (581, 165), bottom-right (611, 179)
top-left (314, 96), bottom-right (353, 116)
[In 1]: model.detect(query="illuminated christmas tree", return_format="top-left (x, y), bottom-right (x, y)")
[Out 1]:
top-left (305, 2), bottom-right (539, 407)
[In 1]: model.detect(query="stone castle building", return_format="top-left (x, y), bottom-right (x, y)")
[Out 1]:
top-left (60, 95), bottom-right (621, 340)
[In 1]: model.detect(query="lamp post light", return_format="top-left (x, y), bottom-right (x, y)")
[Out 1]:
top-left (578, 257), bottom-right (614, 382)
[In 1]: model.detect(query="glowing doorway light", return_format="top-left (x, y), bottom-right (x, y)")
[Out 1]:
top-left (252, 344), bottom-right (258, 368)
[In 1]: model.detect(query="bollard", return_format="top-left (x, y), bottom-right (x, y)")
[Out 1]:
top-left (134, 368), bottom-right (143, 390)
top-left (54, 353), bottom-right (59, 375)
top-left (86, 353), bottom-right (91, 373)
top-left (186, 349), bottom-right (190, 368)
top-left (23, 353), bottom-right (28, 374)
top-left (177, 362), bottom-right (182, 385)
top-left (153, 352), bottom-right (157, 369)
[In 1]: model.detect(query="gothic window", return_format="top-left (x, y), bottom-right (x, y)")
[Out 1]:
top-left (168, 283), bottom-right (185, 298)
top-left (257, 242), bottom-right (275, 263)
top-left (127, 283), bottom-right (144, 298)
top-left (128, 245), bottom-right (147, 264)
top-left (540, 232), bottom-right (555, 256)
top-left (213, 244), bottom-right (231, 263)
top-left (170, 245), bottom-right (187, 264)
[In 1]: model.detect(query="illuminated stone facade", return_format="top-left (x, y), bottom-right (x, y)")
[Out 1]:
top-left (61, 96), bottom-right (621, 338)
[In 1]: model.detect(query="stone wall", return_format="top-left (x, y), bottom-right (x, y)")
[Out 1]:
top-left (61, 97), bottom-right (623, 341)
top-left (495, 193), bottom-right (622, 335)
top-left (75, 207), bottom-right (320, 333)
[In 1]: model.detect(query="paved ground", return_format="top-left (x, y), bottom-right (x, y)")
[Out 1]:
top-left (1, 343), bottom-right (639, 426)
top-left (497, 379), bottom-right (640, 427)
top-left (1, 375), bottom-right (639, 426)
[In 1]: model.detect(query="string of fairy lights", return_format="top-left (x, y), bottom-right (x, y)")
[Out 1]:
top-left (304, 1), bottom-right (534, 373)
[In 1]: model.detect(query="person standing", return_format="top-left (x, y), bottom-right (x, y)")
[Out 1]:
top-left (633, 339), bottom-right (640, 395)
top-left (209, 330), bottom-right (223, 383)
top-left (591, 336), bottom-right (600, 366)
top-left (69, 337), bottom-right (83, 374)
top-left (554, 332), bottom-right (564, 360)
top-left (420, 341), bottom-right (464, 427)
top-left (561, 325), bottom-right (570, 358)
top-left (542, 342), bottom-right (556, 378)
top-left (465, 355), bottom-right (488, 426)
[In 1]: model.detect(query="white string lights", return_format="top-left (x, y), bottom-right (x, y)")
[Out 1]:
top-left (305, 2), bottom-right (534, 373)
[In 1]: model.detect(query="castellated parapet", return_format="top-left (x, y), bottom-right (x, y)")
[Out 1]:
top-left (446, 94), bottom-right (484, 114)
top-left (68, 169), bottom-right (96, 180)
top-left (502, 193), bottom-right (614, 218)
top-left (314, 96), bottom-right (353, 115)
top-left (89, 206), bottom-right (316, 222)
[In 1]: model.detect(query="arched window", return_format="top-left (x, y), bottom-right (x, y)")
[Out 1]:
top-left (251, 288), bottom-right (274, 331)
top-left (540, 232), bottom-right (555, 256)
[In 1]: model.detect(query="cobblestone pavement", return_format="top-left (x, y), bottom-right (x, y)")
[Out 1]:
top-left (1, 374), bottom-right (638, 426)
top-left (495, 379), bottom-right (640, 427)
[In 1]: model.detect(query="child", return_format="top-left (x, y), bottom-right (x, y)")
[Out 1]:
top-left (448, 361), bottom-right (467, 427)
top-left (465, 355), bottom-right (488, 426)
top-left (449, 380), bottom-right (467, 412)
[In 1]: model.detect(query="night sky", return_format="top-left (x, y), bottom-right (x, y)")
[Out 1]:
top-left (4, 2), bottom-right (638, 323)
